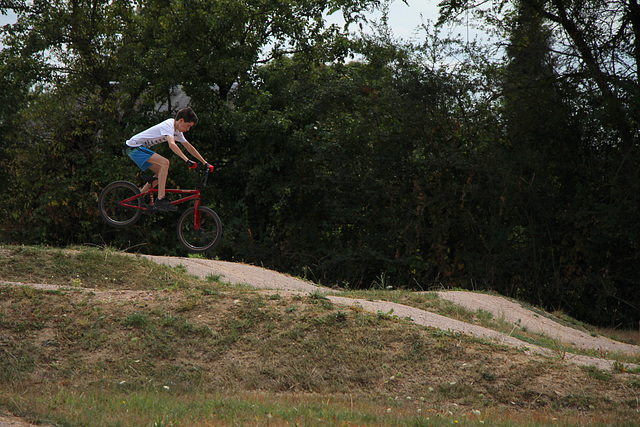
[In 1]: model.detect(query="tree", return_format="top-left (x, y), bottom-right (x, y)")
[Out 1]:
top-left (217, 25), bottom-right (500, 289)
top-left (498, 0), bottom-right (577, 300)
top-left (437, 0), bottom-right (640, 327)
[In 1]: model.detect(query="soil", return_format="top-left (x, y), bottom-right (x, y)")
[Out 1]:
top-left (2, 254), bottom-right (639, 427)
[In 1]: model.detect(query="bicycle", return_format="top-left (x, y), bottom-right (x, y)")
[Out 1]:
top-left (98, 165), bottom-right (222, 253)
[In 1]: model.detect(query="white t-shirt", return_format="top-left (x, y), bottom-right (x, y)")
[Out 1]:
top-left (125, 119), bottom-right (187, 149)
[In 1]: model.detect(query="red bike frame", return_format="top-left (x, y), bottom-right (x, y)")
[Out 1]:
top-left (120, 187), bottom-right (202, 229)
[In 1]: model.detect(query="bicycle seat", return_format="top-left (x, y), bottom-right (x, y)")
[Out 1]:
top-left (141, 175), bottom-right (158, 184)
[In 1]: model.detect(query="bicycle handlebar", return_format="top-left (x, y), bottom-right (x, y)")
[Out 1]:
top-left (188, 163), bottom-right (213, 189)
top-left (186, 161), bottom-right (213, 172)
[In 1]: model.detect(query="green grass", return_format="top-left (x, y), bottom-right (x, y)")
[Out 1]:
top-left (0, 245), bottom-right (204, 291)
top-left (1, 245), bottom-right (639, 426)
top-left (5, 388), bottom-right (600, 426)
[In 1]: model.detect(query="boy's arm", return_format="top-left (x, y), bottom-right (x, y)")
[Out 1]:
top-left (166, 137), bottom-right (191, 163)
top-left (180, 140), bottom-right (209, 166)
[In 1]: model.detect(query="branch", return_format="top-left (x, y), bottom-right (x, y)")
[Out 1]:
top-left (548, 0), bottom-right (634, 149)
top-left (627, 0), bottom-right (640, 83)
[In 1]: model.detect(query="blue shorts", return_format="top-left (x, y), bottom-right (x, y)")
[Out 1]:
top-left (126, 146), bottom-right (155, 171)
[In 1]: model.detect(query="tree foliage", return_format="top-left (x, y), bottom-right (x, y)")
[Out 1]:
top-left (438, 0), bottom-right (640, 326)
top-left (0, 0), bottom-right (393, 250)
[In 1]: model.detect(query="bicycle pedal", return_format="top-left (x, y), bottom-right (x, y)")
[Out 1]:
top-left (142, 202), bottom-right (158, 214)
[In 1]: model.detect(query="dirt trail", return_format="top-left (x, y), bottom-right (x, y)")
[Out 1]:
top-left (144, 255), bottom-right (639, 371)
top-left (438, 291), bottom-right (640, 356)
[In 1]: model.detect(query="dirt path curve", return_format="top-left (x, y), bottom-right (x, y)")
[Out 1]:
top-left (144, 255), bottom-right (639, 371)
top-left (438, 291), bottom-right (640, 356)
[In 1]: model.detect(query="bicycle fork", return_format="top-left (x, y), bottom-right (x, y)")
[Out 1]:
top-left (193, 190), bottom-right (202, 231)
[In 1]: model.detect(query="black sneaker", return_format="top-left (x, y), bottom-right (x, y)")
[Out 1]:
top-left (155, 197), bottom-right (177, 212)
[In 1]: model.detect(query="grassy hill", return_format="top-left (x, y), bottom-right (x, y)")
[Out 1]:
top-left (1, 245), bottom-right (639, 426)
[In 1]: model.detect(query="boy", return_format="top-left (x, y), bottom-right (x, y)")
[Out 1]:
top-left (125, 107), bottom-right (213, 211)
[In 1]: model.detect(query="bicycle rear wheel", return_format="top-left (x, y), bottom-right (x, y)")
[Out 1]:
top-left (177, 206), bottom-right (222, 253)
top-left (98, 181), bottom-right (143, 228)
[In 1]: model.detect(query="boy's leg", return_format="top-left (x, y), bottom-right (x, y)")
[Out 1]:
top-left (127, 146), bottom-right (159, 193)
top-left (146, 154), bottom-right (170, 200)
top-left (140, 165), bottom-right (160, 194)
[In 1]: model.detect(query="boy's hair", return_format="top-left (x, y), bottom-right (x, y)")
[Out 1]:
top-left (175, 107), bottom-right (198, 125)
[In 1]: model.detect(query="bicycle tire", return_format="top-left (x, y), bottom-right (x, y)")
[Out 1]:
top-left (176, 206), bottom-right (222, 253)
top-left (98, 181), bottom-right (143, 228)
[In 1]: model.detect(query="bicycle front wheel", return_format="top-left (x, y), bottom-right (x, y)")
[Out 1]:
top-left (177, 206), bottom-right (222, 253)
top-left (98, 181), bottom-right (143, 228)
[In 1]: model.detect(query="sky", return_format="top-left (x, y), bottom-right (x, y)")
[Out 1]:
top-left (0, 1), bottom-right (442, 44)
top-left (329, 1), bottom-right (442, 41)
top-left (0, 10), bottom-right (16, 27)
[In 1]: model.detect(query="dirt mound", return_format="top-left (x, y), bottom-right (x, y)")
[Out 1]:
top-left (2, 254), bottom-right (639, 426)
top-left (144, 255), bottom-right (639, 371)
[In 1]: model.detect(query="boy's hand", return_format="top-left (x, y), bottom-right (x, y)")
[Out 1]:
top-left (205, 163), bottom-right (214, 172)
top-left (186, 159), bottom-right (197, 169)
